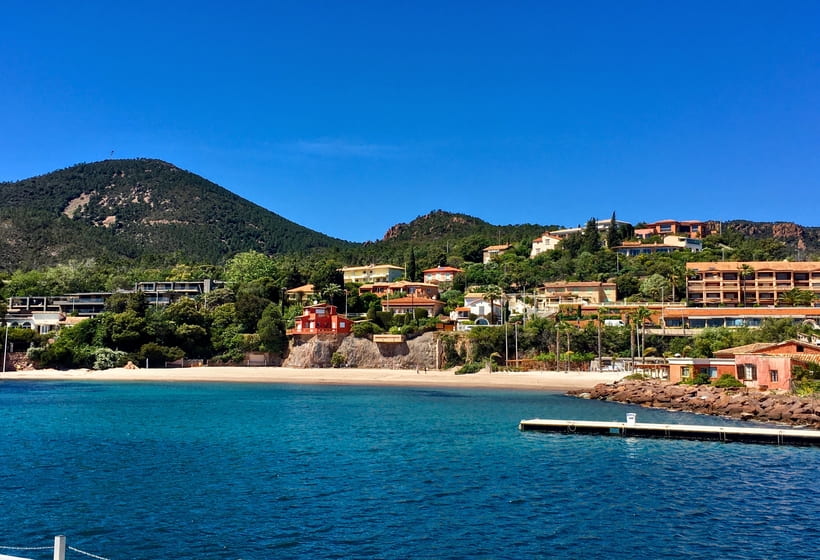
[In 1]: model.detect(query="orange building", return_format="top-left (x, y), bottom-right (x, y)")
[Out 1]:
top-left (714, 340), bottom-right (820, 391)
top-left (634, 220), bottom-right (715, 239)
top-left (287, 303), bottom-right (352, 336)
top-left (358, 281), bottom-right (439, 299)
top-left (422, 266), bottom-right (463, 285)
top-left (382, 296), bottom-right (444, 317)
top-left (667, 357), bottom-right (737, 385)
top-left (686, 261), bottom-right (820, 307)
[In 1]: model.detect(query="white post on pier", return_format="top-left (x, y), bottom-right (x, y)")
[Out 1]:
top-left (53, 536), bottom-right (65, 560)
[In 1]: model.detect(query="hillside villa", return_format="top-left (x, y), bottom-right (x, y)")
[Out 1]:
top-left (358, 281), bottom-right (439, 299)
top-left (339, 264), bottom-right (404, 284)
top-left (613, 235), bottom-right (702, 256)
top-left (634, 219), bottom-right (716, 240)
top-left (422, 266), bottom-right (463, 285)
top-left (482, 244), bottom-right (512, 264)
top-left (287, 303), bottom-right (352, 336)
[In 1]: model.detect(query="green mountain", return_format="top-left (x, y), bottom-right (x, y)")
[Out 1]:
top-left (350, 210), bottom-right (554, 268)
top-left (0, 159), bottom-right (352, 270)
top-left (723, 220), bottom-right (820, 259)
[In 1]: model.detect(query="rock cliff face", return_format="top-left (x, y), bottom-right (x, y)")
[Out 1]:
top-left (283, 332), bottom-right (439, 369)
top-left (570, 380), bottom-right (820, 429)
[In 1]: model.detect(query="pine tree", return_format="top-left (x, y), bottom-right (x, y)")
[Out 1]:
top-left (581, 218), bottom-right (602, 253)
top-left (606, 211), bottom-right (622, 248)
top-left (408, 247), bottom-right (418, 282)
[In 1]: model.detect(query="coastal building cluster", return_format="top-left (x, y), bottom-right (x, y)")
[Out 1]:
top-left (3, 217), bottom-right (819, 391)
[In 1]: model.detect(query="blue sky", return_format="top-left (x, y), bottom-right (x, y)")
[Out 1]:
top-left (2, 1), bottom-right (818, 242)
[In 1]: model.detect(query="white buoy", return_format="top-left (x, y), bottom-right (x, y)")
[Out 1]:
top-left (626, 413), bottom-right (637, 425)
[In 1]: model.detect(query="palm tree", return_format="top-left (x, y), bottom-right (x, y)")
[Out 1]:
top-left (322, 283), bottom-right (343, 307)
top-left (632, 306), bottom-right (652, 363)
top-left (483, 285), bottom-right (504, 325)
top-left (739, 264), bottom-right (755, 306)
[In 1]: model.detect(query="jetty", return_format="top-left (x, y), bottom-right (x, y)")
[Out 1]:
top-left (519, 415), bottom-right (820, 447)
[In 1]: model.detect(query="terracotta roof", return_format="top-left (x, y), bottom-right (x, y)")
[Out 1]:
top-left (286, 284), bottom-right (316, 294)
top-left (715, 339), bottom-right (820, 357)
top-left (714, 343), bottom-right (781, 357)
top-left (483, 244), bottom-right (512, 251)
top-left (542, 281), bottom-right (616, 288)
top-left (686, 261), bottom-right (820, 272)
top-left (662, 307), bottom-right (820, 318)
top-left (778, 353), bottom-right (820, 365)
top-left (383, 296), bottom-right (442, 306)
top-left (340, 264), bottom-right (403, 271)
top-left (423, 267), bottom-right (463, 273)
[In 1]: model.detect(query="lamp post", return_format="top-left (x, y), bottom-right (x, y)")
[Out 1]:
top-left (2, 323), bottom-right (8, 374)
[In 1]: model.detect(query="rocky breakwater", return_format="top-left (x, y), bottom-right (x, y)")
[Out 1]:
top-left (569, 379), bottom-right (820, 429)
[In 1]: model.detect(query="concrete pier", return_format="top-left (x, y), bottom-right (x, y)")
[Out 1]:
top-left (519, 418), bottom-right (820, 446)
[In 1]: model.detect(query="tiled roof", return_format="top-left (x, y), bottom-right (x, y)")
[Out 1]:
top-left (483, 244), bottom-right (512, 251)
top-left (423, 267), bottom-right (463, 273)
top-left (542, 281), bottom-right (616, 288)
top-left (715, 339), bottom-right (820, 357)
top-left (714, 343), bottom-right (780, 357)
top-left (662, 307), bottom-right (820, 318)
top-left (686, 261), bottom-right (820, 272)
top-left (383, 296), bottom-right (442, 306)
top-left (286, 284), bottom-right (315, 294)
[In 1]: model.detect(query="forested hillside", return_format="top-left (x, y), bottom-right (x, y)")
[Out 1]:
top-left (0, 159), bottom-right (352, 270)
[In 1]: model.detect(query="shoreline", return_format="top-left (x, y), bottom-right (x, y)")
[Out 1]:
top-left (0, 366), bottom-right (628, 392)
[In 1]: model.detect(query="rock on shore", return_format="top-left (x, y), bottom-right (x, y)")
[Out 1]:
top-left (569, 379), bottom-right (820, 429)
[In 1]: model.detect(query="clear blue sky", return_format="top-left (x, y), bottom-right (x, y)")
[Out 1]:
top-left (2, 1), bottom-right (818, 242)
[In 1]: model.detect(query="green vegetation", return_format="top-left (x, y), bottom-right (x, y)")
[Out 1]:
top-left (713, 374), bottom-right (745, 388)
top-left (4, 160), bottom-right (820, 378)
top-left (456, 362), bottom-right (484, 374)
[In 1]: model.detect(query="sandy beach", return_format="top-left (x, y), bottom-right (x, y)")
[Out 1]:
top-left (1, 366), bottom-right (626, 391)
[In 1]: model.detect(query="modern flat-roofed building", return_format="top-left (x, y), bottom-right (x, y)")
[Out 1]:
top-left (340, 264), bottom-right (404, 284)
top-left (548, 219), bottom-right (632, 240)
top-left (535, 281), bottom-right (617, 305)
top-left (614, 235), bottom-right (702, 256)
top-left (686, 261), bottom-right (820, 307)
top-left (634, 219), bottom-right (716, 239)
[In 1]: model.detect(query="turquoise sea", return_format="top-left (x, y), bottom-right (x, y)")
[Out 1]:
top-left (1, 381), bottom-right (818, 559)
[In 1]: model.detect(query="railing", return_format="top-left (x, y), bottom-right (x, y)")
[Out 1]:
top-left (286, 328), bottom-right (347, 335)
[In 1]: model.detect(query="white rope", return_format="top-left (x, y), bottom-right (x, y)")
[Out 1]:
top-left (0, 544), bottom-right (53, 550)
top-left (68, 546), bottom-right (111, 560)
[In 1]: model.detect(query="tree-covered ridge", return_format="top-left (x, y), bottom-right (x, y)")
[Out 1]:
top-left (0, 159), bottom-right (353, 270)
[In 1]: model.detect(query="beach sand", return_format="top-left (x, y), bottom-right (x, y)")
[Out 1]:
top-left (1, 366), bottom-right (626, 391)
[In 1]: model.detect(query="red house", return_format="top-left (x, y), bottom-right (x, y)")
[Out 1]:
top-left (714, 340), bottom-right (820, 391)
top-left (287, 303), bottom-right (352, 336)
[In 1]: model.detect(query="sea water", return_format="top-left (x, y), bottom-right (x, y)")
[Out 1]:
top-left (1, 381), bottom-right (818, 559)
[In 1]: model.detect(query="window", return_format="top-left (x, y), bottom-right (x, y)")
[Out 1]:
top-left (742, 364), bottom-right (757, 381)
top-left (770, 370), bottom-right (779, 383)
top-left (681, 366), bottom-right (691, 380)
top-left (708, 367), bottom-right (718, 379)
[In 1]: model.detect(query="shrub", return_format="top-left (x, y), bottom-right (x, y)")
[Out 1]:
top-left (713, 374), bottom-right (745, 388)
top-left (138, 342), bottom-right (185, 367)
top-left (331, 352), bottom-right (346, 368)
top-left (692, 372), bottom-right (712, 385)
top-left (352, 321), bottom-right (384, 338)
top-left (456, 362), bottom-right (483, 374)
top-left (92, 348), bottom-right (129, 370)
top-left (623, 372), bottom-right (648, 381)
